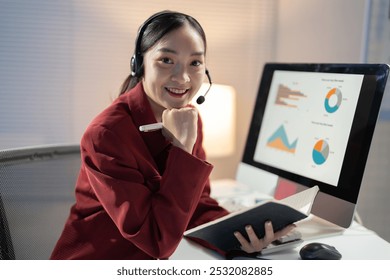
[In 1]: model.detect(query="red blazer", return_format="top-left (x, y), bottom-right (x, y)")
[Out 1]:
top-left (50, 83), bottom-right (229, 259)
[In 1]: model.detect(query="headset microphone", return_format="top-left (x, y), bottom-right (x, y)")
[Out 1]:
top-left (196, 69), bottom-right (212, 105)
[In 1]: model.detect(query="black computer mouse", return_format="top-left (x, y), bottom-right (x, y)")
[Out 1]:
top-left (299, 242), bottom-right (342, 260)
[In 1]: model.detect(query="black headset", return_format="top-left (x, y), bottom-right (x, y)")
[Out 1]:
top-left (130, 11), bottom-right (212, 104)
top-left (130, 11), bottom-right (166, 78)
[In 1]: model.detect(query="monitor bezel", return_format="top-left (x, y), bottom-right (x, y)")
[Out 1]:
top-left (242, 63), bottom-right (389, 206)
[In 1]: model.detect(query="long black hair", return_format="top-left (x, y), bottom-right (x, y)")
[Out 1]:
top-left (119, 11), bottom-right (207, 96)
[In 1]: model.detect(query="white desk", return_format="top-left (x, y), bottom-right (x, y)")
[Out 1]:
top-left (172, 216), bottom-right (390, 260)
top-left (171, 180), bottom-right (390, 260)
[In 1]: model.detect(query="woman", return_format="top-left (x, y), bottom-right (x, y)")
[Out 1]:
top-left (51, 11), bottom-right (294, 260)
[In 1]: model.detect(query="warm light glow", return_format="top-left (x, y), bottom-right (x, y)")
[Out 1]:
top-left (194, 83), bottom-right (236, 157)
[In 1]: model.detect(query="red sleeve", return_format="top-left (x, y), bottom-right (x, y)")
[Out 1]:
top-left (81, 124), bottom-right (215, 259)
top-left (186, 115), bottom-right (229, 229)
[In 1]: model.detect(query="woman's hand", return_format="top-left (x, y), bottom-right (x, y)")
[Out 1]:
top-left (234, 221), bottom-right (296, 253)
top-left (162, 108), bottom-right (198, 154)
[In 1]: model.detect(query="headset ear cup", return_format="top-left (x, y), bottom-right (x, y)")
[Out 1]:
top-left (131, 54), bottom-right (144, 77)
top-left (130, 55), bottom-right (137, 77)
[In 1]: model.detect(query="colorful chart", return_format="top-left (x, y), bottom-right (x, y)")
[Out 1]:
top-left (275, 84), bottom-right (306, 108)
top-left (266, 125), bottom-right (298, 153)
top-left (312, 139), bottom-right (329, 165)
top-left (324, 88), bottom-right (342, 113)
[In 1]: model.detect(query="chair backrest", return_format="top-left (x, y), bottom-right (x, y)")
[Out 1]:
top-left (0, 144), bottom-right (80, 259)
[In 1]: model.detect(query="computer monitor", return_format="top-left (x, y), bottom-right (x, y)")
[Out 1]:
top-left (238, 63), bottom-right (389, 228)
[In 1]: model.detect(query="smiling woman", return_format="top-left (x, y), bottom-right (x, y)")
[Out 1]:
top-left (50, 11), bottom-right (294, 260)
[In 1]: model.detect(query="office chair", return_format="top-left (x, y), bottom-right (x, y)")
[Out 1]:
top-left (0, 144), bottom-right (80, 259)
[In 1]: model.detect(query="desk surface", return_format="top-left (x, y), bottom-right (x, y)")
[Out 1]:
top-left (171, 179), bottom-right (390, 260)
top-left (171, 216), bottom-right (390, 260)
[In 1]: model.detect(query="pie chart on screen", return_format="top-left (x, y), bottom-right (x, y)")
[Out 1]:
top-left (324, 88), bottom-right (342, 113)
top-left (312, 139), bottom-right (329, 165)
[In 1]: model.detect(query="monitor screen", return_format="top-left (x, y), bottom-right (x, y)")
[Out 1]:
top-left (241, 63), bottom-right (389, 228)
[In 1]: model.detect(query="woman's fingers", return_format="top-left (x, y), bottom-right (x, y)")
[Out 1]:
top-left (245, 225), bottom-right (263, 251)
top-left (234, 224), bottom-right (268, 253)
top-left (234, 230), bottom-right (255, 253)
top-left (234, 222), bottom-right (297, 253)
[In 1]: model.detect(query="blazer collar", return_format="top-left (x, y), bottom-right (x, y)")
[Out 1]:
top-left (125, 82), bottom-right (171, 157)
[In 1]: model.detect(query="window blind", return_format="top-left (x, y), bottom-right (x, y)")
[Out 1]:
top-left (0, 0), bottom-right (276, 150)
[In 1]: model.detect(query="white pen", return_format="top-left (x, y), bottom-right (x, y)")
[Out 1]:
top-left (139, 122), bottom-right (163, 132)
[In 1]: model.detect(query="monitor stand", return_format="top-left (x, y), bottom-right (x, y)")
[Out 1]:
top-left (274, 177), bottom-right (356, 228)
top-left (296, 214), bottom-right (345, 241)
